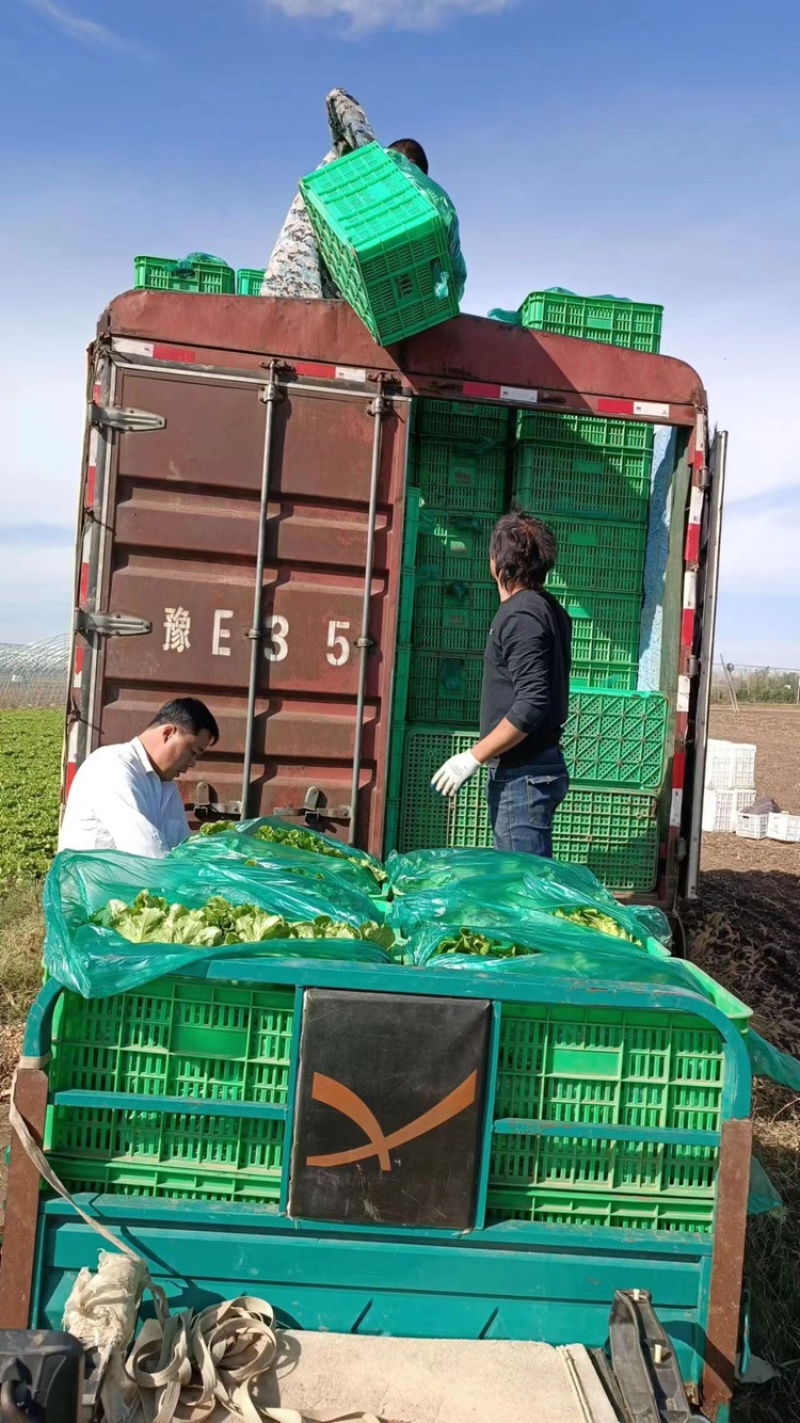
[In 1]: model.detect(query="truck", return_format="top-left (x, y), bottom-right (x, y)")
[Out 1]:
top-left (64, 289), bottom-right (725, 906)
top-left (0, 291), bottom-right (746, 1422)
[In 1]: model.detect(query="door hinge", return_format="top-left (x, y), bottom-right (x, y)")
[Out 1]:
top-left (89, 402), bottom-right (166, 434)
top-left (688, 655), bottom-right (701, 677)
top-left (676, 837), bottom-right (688, 861)
top-left (75, 611), bottom-right (152, 637)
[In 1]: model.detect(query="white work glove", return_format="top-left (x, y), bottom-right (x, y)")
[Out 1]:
top-left (431, 750), bottom-right (481, 797)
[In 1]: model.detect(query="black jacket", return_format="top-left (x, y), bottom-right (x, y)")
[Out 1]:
top-left (479, 587), bottom-right (572, 767)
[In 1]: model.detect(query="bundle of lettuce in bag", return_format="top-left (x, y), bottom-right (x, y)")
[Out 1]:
top-left (173, 816), bottom-right (386, 896)
top-left (387, 849), bottom-right (671, 950)
top-left (403, 921), bottom-right (751, 1032)
top-left (44, 850), bottom-right (394, 998)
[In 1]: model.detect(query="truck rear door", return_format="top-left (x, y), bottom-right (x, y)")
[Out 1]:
top-left (72, 344), bottom-right (409, 857)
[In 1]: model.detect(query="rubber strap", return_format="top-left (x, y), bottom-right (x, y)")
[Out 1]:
top-left (10, 1070), bottom-right (380, 1423)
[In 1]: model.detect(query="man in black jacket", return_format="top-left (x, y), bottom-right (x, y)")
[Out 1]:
top-left (431, 513), bottom-right (571, 857)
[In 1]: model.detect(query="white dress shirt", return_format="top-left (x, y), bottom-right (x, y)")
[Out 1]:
top-left (58, 737), bottom-right (190, 858)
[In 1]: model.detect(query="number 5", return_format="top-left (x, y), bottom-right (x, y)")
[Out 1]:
top-left (327, 619), bottom-right (351, 667)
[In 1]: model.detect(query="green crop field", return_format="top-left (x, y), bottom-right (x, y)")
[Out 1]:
top-left (0, 709), bottom-right (62, 882)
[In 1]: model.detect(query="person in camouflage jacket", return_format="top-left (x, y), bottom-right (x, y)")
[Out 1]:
top-left (261, 88), bottom-right (466, 305)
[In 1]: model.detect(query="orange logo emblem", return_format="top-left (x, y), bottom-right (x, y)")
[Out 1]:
top-left (305, 1070), bottom-right (478, 1172)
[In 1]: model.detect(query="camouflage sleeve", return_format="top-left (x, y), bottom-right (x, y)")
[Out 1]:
top-left (260, 89), bottom-right (375, 300)
top-left (446, 210), bottom-right (468, 305)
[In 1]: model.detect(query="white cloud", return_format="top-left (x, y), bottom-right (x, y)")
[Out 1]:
top-left (22, 0), bottom-right (145, 55)
top-left (259, 0), bottom-right (516, 31)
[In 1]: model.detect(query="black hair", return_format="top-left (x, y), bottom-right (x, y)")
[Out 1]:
top-left (490, 512), bottom-right (558, 590)
top-left (388, 139), bottom-right (429, 175)
top-left (149, 697), bottom-right (220, 745)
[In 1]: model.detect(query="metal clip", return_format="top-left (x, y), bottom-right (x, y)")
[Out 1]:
top-left (194, 783), bottom-right (243, 820)
top-left (274, 785), bottom-right (352, 823)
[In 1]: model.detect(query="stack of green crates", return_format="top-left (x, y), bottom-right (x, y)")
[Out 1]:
top-left (133, 257), bottom-right (266, 298)
top-left (389, 362), bottom-right (669, 892)
top-left (38, 972), bottom-right (737, 1236)
top-left (387, 403), bottom-right (510, 853)
top-left (45, 981), bottom-right (295, 1201)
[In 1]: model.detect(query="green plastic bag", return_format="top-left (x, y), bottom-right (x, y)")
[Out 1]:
top-left (387, 850), bottom-right (671, 951)
top-left (405, 922), bottom-right (752, 1029)
top-left (748, 1156), bottom-right (783, 1216)
top-left (387, 848), bottom-right (611, 899)
top-left (172, 829), bottom-right (380, 899)
top-left (43, 851), bottom-right (392, 998)
top-left (207, 816), bottom-right (387, 889)
top-left (487, 307), bottom-right (523, 326)
top-left (747, 1030), bottom-right (800, 1091)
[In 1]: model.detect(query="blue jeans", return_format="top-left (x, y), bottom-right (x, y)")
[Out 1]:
top-left (487, 747), bottom-right (570, 858)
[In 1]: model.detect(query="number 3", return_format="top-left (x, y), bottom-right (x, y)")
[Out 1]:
top-left (327, 619), bottom-right (351, 667)
top-left (265, 614), bottom-right (289, 662)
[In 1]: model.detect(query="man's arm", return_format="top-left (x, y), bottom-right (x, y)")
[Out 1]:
top-left (432, 607), bottom-right (549, 795)
top-left (97, 766), bottom-right (171, 858)
top-left (164, 785), bottom-right (191, 850)
top-left (476, 607), bottom-right (550, 758)
top-left (262, 88), bottom-right (375, 300)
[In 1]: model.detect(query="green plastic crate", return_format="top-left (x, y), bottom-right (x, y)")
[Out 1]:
top-left (300, 144), bottom-right (458, 346)
top-left (514, 414), bottom-right (654, 523)
top-left (553, 787), bottom-right (659, 892)
top-left (486, 1005), bottom-right (723, 1232)
top-left (566, 593), bottom-right (641, 690)
top-left (517, 411), bottom-right (656, 452)
top-left (521, 288), bottom-right (663, 355)
top-left (414, 399), bottom-right (510, 443)
top-left (49, 981), bottom-right (294, 1102)
top-left (45, 980), bottom-right (295, 1205)
top-left (486, 1190), bottom-right (714, 1233)
top-left (398, 727), bottom-right (660, 890)
top-left (404, 651), bottom-right (484, 725)
top-left (399, 684), bottom-right (666, 789)
top-left (416, 512), bottom-right (496, 583)
top-left (133, 255), bottom-right (236, 295)
top-left (47, 1112), bottom-right (285, 1204)
top-left (404, 577), bottom-right (642, 687)
top-left (545, 517), bottom-right (647, 600)
top-left (561, 689), bottom-right (668, 791)
top-left (413, 439), bottom-right (508, 513)
top-left (43, 1157), bottom-right (283, 1204)
top-left (237, 267), bottom-right (265, 296)
top-left (411, 580), bottom-right (497, 654)
top-left (398, 725), bottom-right (490, 853)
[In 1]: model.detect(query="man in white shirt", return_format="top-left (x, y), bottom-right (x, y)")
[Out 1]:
top-left (58, 698), bottom-right (219, 859)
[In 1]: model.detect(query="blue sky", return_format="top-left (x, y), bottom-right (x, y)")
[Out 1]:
top-left (1, 0), bottom-right (798, 666)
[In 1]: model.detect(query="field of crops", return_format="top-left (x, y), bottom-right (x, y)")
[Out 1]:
top-left (0, 709), bottom-right (62, 881)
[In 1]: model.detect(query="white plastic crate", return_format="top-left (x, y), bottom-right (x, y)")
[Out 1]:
top-left (767, 812), bottom-right (800, 844)
top-left (736, 813), bottom-right (770, 840)
top-left (703, 788), bottom-right (755, 834)
top-left (704, 739), bottom-right (757, 791)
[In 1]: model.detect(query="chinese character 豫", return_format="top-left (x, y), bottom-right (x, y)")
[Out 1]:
top-left (163, 606), bottom-right (191, 654)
